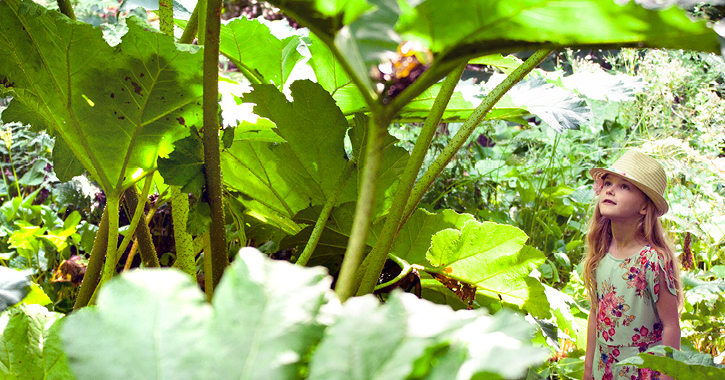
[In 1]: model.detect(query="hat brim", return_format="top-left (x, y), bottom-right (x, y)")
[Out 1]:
top-left (589, 168), bottom-right (669, 217)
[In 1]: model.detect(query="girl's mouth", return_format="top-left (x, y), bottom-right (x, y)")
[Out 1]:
top-left (602, 199), bottom-right (616, 205)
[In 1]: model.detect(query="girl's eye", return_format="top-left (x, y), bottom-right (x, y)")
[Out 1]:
top-left (621, 184), bottom-right (629, 190)
top-left (604, 181), bottom-right (611, 186)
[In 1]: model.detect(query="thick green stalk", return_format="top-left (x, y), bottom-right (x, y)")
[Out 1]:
top-left (56, 0), bottom-right (75, 20)
top-left (203, 232), bottom-right (213, 301)
top-left (202, 0), bottom-right (228, 291)
top-left (93, 195), bottom-right (120, 297)
top-left (335, 112), bottom-right (392, 302)
top-left (86, 195), bottom-right (121, 306)
top-left (122, 185), bottom-right (159, 268)
top-left (355, 64), bottom-right (467, 296)
top-left (116, 176), bottom-right (153, 258)
top-left (73, 205), bottom-right (109, 310)
top-left (296, 160), bottom-right (355, 266)
top-left (158, 0), bottom-right (173, 36)
top-left (400, 49), bottom-right (553, 228)
top-left (197, 0), bottom-right (207, 45)
top-left (179, 4), bottom-right (199, 44)
top-left (170, 186), bottom-right (195, 278)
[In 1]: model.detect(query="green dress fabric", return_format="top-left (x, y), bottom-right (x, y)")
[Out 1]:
top-left (592, 245), bottom-right (678, 380)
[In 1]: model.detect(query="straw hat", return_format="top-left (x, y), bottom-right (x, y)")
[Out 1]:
top-left (589, 150), bottom-right (669, 216)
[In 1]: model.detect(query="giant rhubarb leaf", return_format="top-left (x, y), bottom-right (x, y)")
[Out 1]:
top-left (619, 345), bottom-right (725, 380)
top-left (0, 304), bottom-right (75, 379)
top-left (219, 17), bottom-right (305, 87)
top-left (61, 248), bottom-right (546, 380)
top-left (269, 0), bottom-right (719, 108)
top-left (221, 80), bottom-right (356, 220)
top-left (0, 0), bottom-right (202, 195)
top-left (425, 219), bottom-right (550, 317)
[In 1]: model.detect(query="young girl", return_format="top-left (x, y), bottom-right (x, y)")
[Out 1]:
top-left (582, 150), bottom-right (683, 380)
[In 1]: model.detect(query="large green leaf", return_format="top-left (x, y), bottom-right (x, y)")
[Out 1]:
top-left (221, 80), bottom-right (356, 220)
top-left (270, 0), bottom-right (719, 108)
top-left (61, 248), bottom-right (546, 380)
top-left (0, 0), bottom-right (202, 195)
top-left (618, 345), bottom-right (725, 380)
top-left (307, 33), bottom-right (368, 114)
top-left (426, 219), bottom-right (550, 317)
top-left (219, 17), bottom-right (305, 87)
top-left (308, 292), bottom-right (547, 380)
top-left (157, 129), bottom-right (205, 197)
top-left (0, 304), bottom-right (75, 379)
top-left (384, 208), bottom-right (474, 266)
top-left (61, 248), bottom-right (332, 380)
top-left (348, 114), bottom-right (408, 218)
top-left (396, 0), bottom-right (721, 60)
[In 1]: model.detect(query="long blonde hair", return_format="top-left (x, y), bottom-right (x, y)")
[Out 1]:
top-left (582, 198), bottom-right (684, 311)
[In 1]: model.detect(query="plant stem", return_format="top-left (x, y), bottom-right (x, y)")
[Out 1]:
top-left (170, 186), bottom-right (195, 278)
top-left (335, 112), bottom-right (392, 302)
top-left (116, 176), bottom-right (153, 259)
top-left (296, 160), bottom-right (355, 266)
top-left (122, 184), bottom-right (159, 268)
top-left (158, 0), bottom-right (173, 36)
top-left (197, 0), bottom-right (207, 45)
top-left (355, 64), bottom-right (466, 296)
top-left (400, 49), bottom-right (553, 227)
top-left (73, 204), bottom-right (109, 310)
top-left (203, 232), bottom-right (213, 301)
top-left (91, 194), bottom-right (120, 303)
top-left (179, 5), bottom-right (199, 44)
top-left (56, 0), bottom-right (75, 20)
top-left (7, 151), bottom-right (21, 197)
top-left (123, 239), bottom-right (139, 270)
top-left (202, 0), bottom-right (228, 291)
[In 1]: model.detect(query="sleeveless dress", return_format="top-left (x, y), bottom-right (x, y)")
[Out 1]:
top-left (592, 245), bottom-right (678, 380)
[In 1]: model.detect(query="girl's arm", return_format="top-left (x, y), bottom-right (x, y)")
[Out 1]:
top-left (583, 305), bottom-right (597, 380)
top-left (656, 267), bottom-right (681, 380)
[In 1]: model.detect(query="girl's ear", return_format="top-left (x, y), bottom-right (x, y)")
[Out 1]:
top-left (639, 202), bottom-right (648, 216)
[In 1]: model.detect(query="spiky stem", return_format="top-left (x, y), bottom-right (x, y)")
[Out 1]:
top-left (355, 63), bottom-right (466, 296)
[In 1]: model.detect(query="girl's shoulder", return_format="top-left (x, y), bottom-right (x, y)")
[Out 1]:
top-left (639, 245), bottom-right (665, 262)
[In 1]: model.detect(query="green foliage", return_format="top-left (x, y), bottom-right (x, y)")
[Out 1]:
top-left (618, 345), bottom-right (725, 379)
top-left (425, 219), bottom-right (549, 317)
top-left (0, 304), bottom-right (75, 379)
top-left (61, 248), bottom-right (547, 380)
top-left (222, 80), bottom-right (356, 223)
top-left (218, 17), bottom-right (305, 86)
top-left (0, 0), bottom-right (203, 196)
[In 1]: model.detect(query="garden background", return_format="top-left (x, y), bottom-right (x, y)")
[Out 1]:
top-left (1, 0), bottom-right (724, 378)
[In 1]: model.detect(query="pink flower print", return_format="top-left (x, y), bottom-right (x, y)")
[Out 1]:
top-left (603, 330), bottom-right (609, 340)
top-left (640, 326), bottom-right (649, 336)
top-left (632, 334), bottom-right (640, 342)
top-left (654, 283), bottom-right (660, 296)
top-left (619, 171), bottom-right (627, 177)
top-left (612, 348), bottom-right (620, 357)
top-left (641, 368), bottom-right (655, 380)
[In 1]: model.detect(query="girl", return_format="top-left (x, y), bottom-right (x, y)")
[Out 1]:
top-left (582, 150), bottom-right (683, 380)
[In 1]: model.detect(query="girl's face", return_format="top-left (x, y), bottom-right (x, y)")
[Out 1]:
top-left (598, 174), bottom-right (648, 221)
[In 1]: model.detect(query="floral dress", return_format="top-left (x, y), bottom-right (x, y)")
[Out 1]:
top-left (592, 245), bottom-right (678, 380)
